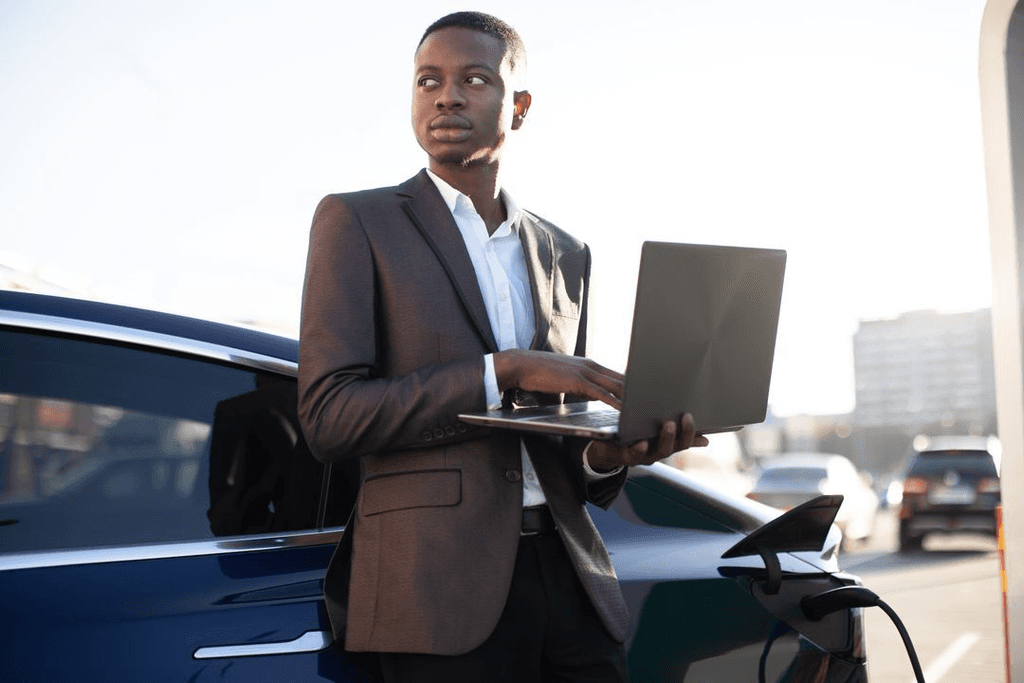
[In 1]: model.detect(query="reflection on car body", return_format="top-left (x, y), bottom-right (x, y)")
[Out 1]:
top-left (0, 291), bottom-right (868, 681)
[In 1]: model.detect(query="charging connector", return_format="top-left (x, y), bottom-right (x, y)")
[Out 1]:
top-left (800, 586), bottom-right (926, 683)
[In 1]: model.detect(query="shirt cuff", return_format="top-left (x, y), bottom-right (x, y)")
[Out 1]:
top-left (582, 441), bottom-right (624, 479)
top-left (483, 354), bottom-right (502, 410)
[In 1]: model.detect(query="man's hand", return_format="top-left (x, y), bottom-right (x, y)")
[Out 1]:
top-left (586, 413), bottom-right (710, 470)
top-left (493, 349), bottom-right (624, 409)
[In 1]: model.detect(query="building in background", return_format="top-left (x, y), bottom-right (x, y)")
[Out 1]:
top-left (741, 309), bottom-right (998, 489)
top-left (853, 309), bottom-right (996, 431)
top-left (847, 309), bottom-right (997, 480)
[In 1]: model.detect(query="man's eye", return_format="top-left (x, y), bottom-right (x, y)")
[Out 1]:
top-left (419, 77), bottom-right (440, 87)
top-left (466, 75), bottom-right (486, 85)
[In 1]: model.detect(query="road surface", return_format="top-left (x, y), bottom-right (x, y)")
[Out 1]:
top-left (841, 509), bottom-right (1004, 682)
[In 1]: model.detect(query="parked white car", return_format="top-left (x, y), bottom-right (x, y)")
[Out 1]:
top-left (747, 453), bottom-right (880, 547)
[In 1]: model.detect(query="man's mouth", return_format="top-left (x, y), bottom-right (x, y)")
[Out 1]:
top-left (430, 115), bottom-right (471, 130)
top-left (429, 115), bottom-right (472, 143)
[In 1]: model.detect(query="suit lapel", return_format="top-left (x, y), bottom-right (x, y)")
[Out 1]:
top-left (518, 213), bottom-right (553, 351)
top-left (398, 171), bottom-right (499, 353)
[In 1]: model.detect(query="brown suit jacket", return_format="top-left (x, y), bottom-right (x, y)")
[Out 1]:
top-left (297, 170), bottom-right (630, 655)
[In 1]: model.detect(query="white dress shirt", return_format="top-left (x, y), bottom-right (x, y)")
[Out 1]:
top-left (425, 170), bottom-right (618, 507)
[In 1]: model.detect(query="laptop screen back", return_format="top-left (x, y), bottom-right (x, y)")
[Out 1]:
top-left (616, 242), bottom-right (787, 442)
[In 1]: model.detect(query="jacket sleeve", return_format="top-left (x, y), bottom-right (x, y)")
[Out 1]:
top-left (297, 194), bottom-right (487, 463)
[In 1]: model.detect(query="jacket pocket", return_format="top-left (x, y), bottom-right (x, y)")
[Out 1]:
top-left (361, 469), bottom-right (462, 516)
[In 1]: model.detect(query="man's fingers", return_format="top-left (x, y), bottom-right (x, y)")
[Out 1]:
top-left (602, 392), bottom-right (623, 411)
top-left (581, 364), bottom-right (624, 397)
top-left (581, 356), bottom-right (624, 379)
top-left (643, 415), bottom-right (708, 466)
top-left (628, 440), bottom-right (649, 459)
top-left (511, 352), bottom-right (625, 406)
top-left (576, 385), bottom-right (621, 411)
top-left (568, 362), bottom-right (623, 409)
top-left (676, 413), bottom-right (696, 449)
top-left (653, 420), bottom-right (677, 459)
top-left (673, 413), bottom-right (712, 451)
top-left (589, 377), bottom-right (624, 410)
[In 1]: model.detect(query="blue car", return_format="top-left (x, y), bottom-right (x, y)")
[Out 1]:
top-left (0, 290), bottom-right (868, 681)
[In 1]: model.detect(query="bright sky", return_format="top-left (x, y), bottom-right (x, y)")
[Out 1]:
top-left (0, 0), bottom-right (993, 417)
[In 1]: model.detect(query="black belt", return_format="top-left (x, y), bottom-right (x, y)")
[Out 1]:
top-left (521, 506), bottom-right (556, 535)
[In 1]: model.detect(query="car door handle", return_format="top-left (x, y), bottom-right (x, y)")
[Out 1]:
top-left (193, 630), bottom-right (333, 659)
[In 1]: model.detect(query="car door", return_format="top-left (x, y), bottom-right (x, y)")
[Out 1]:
top-left (0, 325), bottom-right (369, 682)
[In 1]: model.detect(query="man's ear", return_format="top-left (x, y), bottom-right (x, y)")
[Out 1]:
top-left (512, 90), bottom-right (531, 130)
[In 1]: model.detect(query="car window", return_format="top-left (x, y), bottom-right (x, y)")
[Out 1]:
top-left (756, 467), bottom-right (828, 487)
top-left (0, 328), bottom-right (330, 554)
top-left (909, 450), bottom-right (998, 476)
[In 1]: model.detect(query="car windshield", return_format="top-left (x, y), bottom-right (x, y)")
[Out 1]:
top-left (909, 451), bottom-right (997, 476)
top-left (756, 467), bottom-right (828, 488)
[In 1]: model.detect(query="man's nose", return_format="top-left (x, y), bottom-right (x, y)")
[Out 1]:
top-left (436, 83), bottom-right (466, 109)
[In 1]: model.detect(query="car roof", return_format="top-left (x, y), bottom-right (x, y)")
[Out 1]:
top-left (762, 452), bottom-right (852, 470)
top-left (0, 289), bottom-right (299, 369)
top-left (916, 435), bottom-right (996, 454)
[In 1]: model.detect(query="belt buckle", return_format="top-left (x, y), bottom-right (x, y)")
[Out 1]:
top-left (521, 506), bottom-right (552, 536)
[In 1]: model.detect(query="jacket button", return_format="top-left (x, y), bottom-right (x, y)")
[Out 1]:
top-left (456, 423), bottom-right (468, 433)
top-left (422, 431), bottom-right (433, 442)
top-left (445, 425), bottom-right (456, 436)
top-left (505, 469), bottom-right (522, 483)
top-left (433, 428), bottom-right (445, 439)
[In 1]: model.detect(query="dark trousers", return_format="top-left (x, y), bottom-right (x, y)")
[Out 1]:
top-left (378, 532), bottom-right (629, 683)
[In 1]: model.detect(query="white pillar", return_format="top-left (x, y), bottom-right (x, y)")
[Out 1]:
top-left (981, 1), bottom-right (1024, 679)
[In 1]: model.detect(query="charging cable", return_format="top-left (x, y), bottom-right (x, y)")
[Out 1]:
top-left (800, 585), bottom-right (925, 683)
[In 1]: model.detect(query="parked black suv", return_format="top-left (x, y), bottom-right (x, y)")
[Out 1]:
top-left (898, 436), bottom-right (1001, 552)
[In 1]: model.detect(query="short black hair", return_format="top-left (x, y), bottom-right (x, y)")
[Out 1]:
top-left (418, 11), bottom-right (527, 75)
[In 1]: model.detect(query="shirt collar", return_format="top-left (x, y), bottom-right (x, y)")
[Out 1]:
top-left (425, 168), bottom-right (522, 232)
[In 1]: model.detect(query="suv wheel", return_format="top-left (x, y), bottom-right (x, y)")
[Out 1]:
top-left (899, 522), bottom-right (923, 552)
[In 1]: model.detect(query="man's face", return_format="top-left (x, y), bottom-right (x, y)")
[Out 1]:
top-left (412, 26), bottom-right (528, 170)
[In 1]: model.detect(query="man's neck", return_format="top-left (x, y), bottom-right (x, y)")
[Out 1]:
top-left (429, 162), bottom-right (506, 235)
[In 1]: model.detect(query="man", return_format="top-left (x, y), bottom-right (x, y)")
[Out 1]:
top-left (298, 11), bottom-right (707, 681)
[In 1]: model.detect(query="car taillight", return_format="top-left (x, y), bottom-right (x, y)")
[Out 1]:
top-left (977, 477), bottom-right (1001, 493)
top-left (902, 476), bottom-right (930, 495)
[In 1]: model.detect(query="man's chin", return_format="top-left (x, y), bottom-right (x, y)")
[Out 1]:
top-left (431, 152), bottom-right (485, 168)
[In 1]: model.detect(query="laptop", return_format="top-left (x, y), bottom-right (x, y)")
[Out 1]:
top-left (458, 241), bottom-right (787, 444)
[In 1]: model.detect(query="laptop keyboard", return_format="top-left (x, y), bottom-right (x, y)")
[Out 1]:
top-left (546, 409), bottom-right (620, 428)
